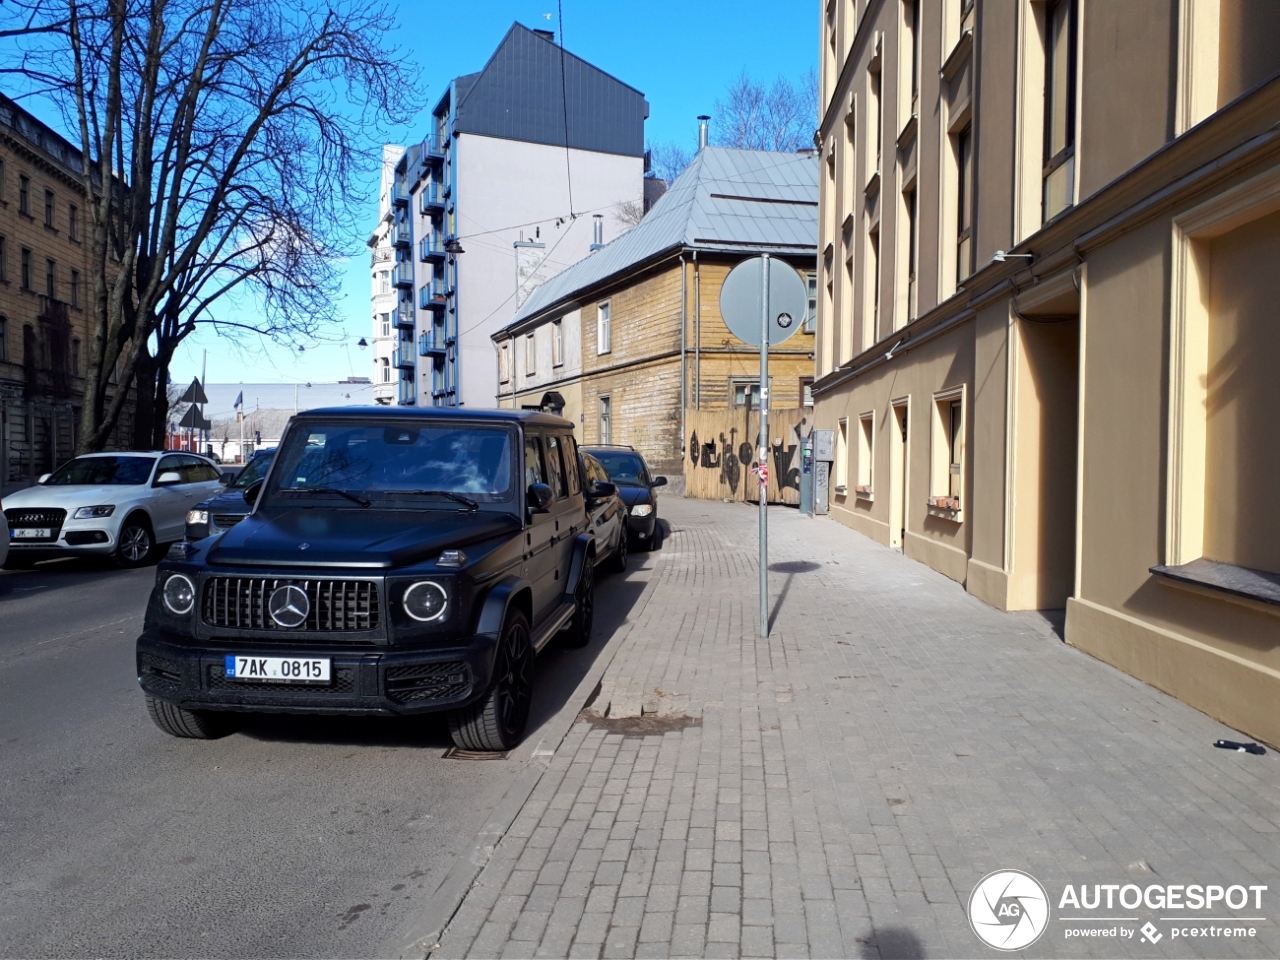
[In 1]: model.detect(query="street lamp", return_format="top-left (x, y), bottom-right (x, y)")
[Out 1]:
top-left (357, 337), bottom-right (368, 349)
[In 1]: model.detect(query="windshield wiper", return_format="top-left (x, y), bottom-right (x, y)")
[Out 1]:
top-left (281, 486), bottom-right (371, 507)
top-left (386, 489), bottom-right (479, 512)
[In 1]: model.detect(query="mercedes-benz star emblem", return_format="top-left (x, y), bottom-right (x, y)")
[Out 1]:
top-left (268, 584), bottom-right (311, 628)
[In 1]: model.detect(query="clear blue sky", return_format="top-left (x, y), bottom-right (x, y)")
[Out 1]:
top-left (171, 0), bottom-right (818, 387)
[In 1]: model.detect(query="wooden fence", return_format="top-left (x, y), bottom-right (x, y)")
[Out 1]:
top-left (683, 407), bottom-right (813, 504)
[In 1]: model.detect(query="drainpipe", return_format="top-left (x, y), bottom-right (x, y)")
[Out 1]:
top-left (693, 250), bottom-right (701, 409)
top-left (679, 252), bottom-right (687, 461)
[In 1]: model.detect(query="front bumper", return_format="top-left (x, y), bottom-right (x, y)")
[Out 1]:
top-left (136, 630), bottom-right (499, 716)
top-left (626, 511), bottom-right (657, 540)
top-left (7, 525), bottom-right (117, 559)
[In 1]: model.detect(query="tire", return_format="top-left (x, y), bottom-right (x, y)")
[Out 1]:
top-left (560, 553), bottom-right (595, 648)
top-left (115, 516), bottom-right (155, 568)
top-left (448, 610), bottom-right (533, 751)
top-left (639, 518), bottom-right (661, 551)
top-left (607, 524), bottom-right (628, 573)
top-left (145, 695), bottom-right (236, 739)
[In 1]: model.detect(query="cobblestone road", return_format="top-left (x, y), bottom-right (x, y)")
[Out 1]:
top-left (431, 498), bottom-right (1280, 959)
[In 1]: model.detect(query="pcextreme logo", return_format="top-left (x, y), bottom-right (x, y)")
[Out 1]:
top-left (968, 870), bottom-right (1050, 951)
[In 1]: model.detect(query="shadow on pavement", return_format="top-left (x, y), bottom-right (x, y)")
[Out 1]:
top-left (236, 562), bottom-right (654, 751)
top-left (766, 560), bottom-right (822, 632)
top-left (0, 555), bottom-right (141, 600)
top-left (859, 926), bottom-right (928, 959)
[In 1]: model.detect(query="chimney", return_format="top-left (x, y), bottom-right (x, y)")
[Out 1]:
top-left (532, 28), bottom-right (554, 42)
top-left (697, 115), bottom-right (710, 150)
top-left (590, 214), bottom-right (604, 252)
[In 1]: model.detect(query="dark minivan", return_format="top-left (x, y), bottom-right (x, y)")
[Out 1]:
top-left (137, 407), bottom-right (598, 751)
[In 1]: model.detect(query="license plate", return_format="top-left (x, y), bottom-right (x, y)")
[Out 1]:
top-left (12, 528), bottom-right (51, 539)
top-left (224, 655), bottom-right (331, 684)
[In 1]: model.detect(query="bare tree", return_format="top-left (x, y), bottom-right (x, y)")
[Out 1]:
top-left (648, 141), bottom-right (692, 185)
top-left (713, 68), bottom-right (818, 153)
top-left (1, 0), bottom-right (417, 451)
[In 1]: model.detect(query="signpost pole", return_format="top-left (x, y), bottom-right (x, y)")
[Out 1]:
top-left (759, 254), bottom-right (769, 640)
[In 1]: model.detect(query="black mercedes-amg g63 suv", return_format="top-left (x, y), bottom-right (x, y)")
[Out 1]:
top-left (135, 407), bottom-right (597, 751)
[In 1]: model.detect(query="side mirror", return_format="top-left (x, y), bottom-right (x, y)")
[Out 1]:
top-left (652, 476), bottom-right (668, 487)
top-left (156, 471), bottom-right (182, 485)
top-left (218, 474), bottom-right (231, 485)
top-left (527, 482), bottom-right (553, 513)
top-left (37, 473), bottom-right (51, 484)
top-left (590, 481), bottom-right (617, 499)
top-left (243, 479), bottom-right (264, 507)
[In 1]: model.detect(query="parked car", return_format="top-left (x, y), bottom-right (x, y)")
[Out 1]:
top-left (185, 448), bottom-right (277, 541)
top-left (582, 445), bottom-right (668, 549)
top-left (136, 407), bottom-right (598, 751)
top-left (580, 452), bottom-right (627, 573)
top-left (3, 452), bottom-right (227, 570)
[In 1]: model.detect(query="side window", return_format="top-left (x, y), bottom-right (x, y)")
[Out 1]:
top-left (562, 435), bottom-right (580, 495)
top-left (156, 455), bottom-right (183, 482)
top-left (544, 434), bottom-right (568, 499)
top-left (524, 435), bottom-right (546, 487)
top-left (198, 461), bottom-right (221, 482)
top-left (177, 455), bottom-right (206, 483)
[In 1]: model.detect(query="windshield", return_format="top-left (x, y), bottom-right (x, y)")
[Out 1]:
top-left (267, 421), bottom-right (516, 504)
top-left (590, 451), bottom-right (646, 485)
top-left (43, 455), bottom-right (155, 486)
top-left (232, 451), bottom-right (275, 488)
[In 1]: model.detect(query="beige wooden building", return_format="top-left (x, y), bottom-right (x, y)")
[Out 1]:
top-left (0, 94), bottom-right (114, 492)
top-left (813, 0), bottom-right (1280, 743)
top-left (493, 146), bottom-right (818, 492)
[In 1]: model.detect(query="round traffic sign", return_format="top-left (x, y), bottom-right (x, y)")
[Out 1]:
top-left (718, 256), bottom-right (809, 347)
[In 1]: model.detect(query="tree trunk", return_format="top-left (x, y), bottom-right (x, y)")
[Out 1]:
top-left (131, 347), bottom-right (157, 450)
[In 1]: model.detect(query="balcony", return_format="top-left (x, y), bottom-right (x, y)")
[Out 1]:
top-left (391, 179), bottom-right (409, 207)
top-left (420, 279), bottom-right (448, 311)
top-left (393, 305), bottom-right (415, 329)
top-left (390, 216), bottom-right (410, 248)
top-left (392, 261), bottom-right (414, 288)
top-left (418, 180), bottom-right (446, 215)
top-left (419, 328), bottom-right (449, 359)
top-left (392, 347), bottom-right (415, 370)
top-left (421, 134), bottom-right (446, 163)
top-left (419, 234), bottom-right (445, 262)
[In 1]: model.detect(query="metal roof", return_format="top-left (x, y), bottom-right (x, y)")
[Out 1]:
top-left (504, 147), bottom-right (818, 332)
top-left (452, 23), bottom-right (647, 158)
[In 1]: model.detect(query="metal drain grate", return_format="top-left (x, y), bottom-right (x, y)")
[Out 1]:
top-left (442, 747), bottom-right (510, 760)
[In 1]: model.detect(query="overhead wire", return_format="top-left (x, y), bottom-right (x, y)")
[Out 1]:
top-left (557, 0), bottom-right (576, 217)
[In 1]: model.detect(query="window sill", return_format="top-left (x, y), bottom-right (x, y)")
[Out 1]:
top-left (833, 484), bottom-right (848, 496)
top-left (864, 170), bottom-right (880, 198)
top-left (18, 210), bottom-right (33, 221)
top-left (855, 485), bottom-right (873, 501)
top-left (1150, 558), bottom-right (1280, 613)
top-left (926, 496), bottom-right (962, 522)
top-left (940, 28), bottom-right (973, 82)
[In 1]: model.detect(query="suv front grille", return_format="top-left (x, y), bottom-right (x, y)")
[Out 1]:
top-left (202, 577), bottom-right (380, 632)
top-left (211, 514), bottom-right (244, 529)
top-left (5, 507), bottom-right (67, 541)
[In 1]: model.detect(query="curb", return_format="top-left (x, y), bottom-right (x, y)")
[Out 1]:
top-left (383, 549), bottom-right (667, 960)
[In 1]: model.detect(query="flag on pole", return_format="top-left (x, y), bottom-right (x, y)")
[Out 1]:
top-left (234, 391), bottom-right (243, 410)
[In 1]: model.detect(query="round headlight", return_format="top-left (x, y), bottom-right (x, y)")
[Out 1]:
top-left (162, 573), bottom-right (196, 615)
top-left (403, 581), bottom-right (448, 622)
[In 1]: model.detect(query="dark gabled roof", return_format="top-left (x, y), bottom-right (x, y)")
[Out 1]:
top-left (450, 23), bottom-right (647, 158)
top-left (501, 147), bottom-right (818, 333)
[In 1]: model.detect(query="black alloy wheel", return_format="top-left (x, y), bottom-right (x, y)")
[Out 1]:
top-left (115, 518), bottom-right (154, 568)
top-left (448, 609), bottom-right (533, 751)
top-left (609, 522), bottom-right (628, 573)
top-left (561, 554), bottom-right (595, 648)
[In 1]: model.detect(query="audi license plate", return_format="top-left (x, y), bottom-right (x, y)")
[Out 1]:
top-left (12, 528), bottom-right (51, 539)
top-left (224, 655), bottom-right (330, 684)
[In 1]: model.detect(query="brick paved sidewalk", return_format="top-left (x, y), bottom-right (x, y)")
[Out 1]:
top-left (431, 499), bottom-right (1280, 959)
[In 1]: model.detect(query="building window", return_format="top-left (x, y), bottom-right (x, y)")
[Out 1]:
top-left (597, 301), bottom-right (611, 354)
top-left (956, 125), bottom-right (973, 285)
top-left (804, 273), bottom-right (817, 332)
top-left (499, 342), bottom-right (511, 384)
top-left (20, 248), bottom-right (30, 290)
top-left (44, 189), bottom-right (54, 227)
top-left (0, 235), bottom-right (6, 283)
top-left (0, 158), bottom-right (5, 200)
top-left (835, 418), bottom-right (849, 491)
top-left (731, 377), bottom-right (772, 408)
top-left (380, 313), bottom-right (390, 337)
top-left (857, 414), bottom-right (874, 493)
top-left (68, 204), bottom-right (78, 241)
top-left (380, 357), bottom-right (390, 383)
top-left (907, 0), bottom-right (921, 103)
top-left (868, 225), bottom-right (881, 339)
top-left (904, 185), bottom-right (918, 320)
top-left (552, 318), bottom-right (564, 366)
top-left (378, 270), bottom-right (390, 294)
top-left (70, 268), bottom-right (79, 307)
top-left (930, 387), bottom-right (965, 511)
top-left (46, 259), bottom-right (56, 298)
top-left (525, 332), bottom-right (536, 376)
top-left (18, 174), bottom-right (29, 215)
top-left (868, 66), bottom-right (882, 177)
top-left (800, 377), bottom-right (814, 407)
top-left (71, 338), bottom-right (80, 375)
top-left (0, 315), bottom-right (6, 362)
top-left (1043, 0), bottom-right (1077, 221)
top-left (598, 395), bottom-right (612, 445)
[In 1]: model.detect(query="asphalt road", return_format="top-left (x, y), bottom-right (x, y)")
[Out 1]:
top-left (0, 549), bottom-right (654, 958)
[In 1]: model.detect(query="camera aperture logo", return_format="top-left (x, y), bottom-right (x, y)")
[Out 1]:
top-left (969, 870), bottom-right (1050, 950)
